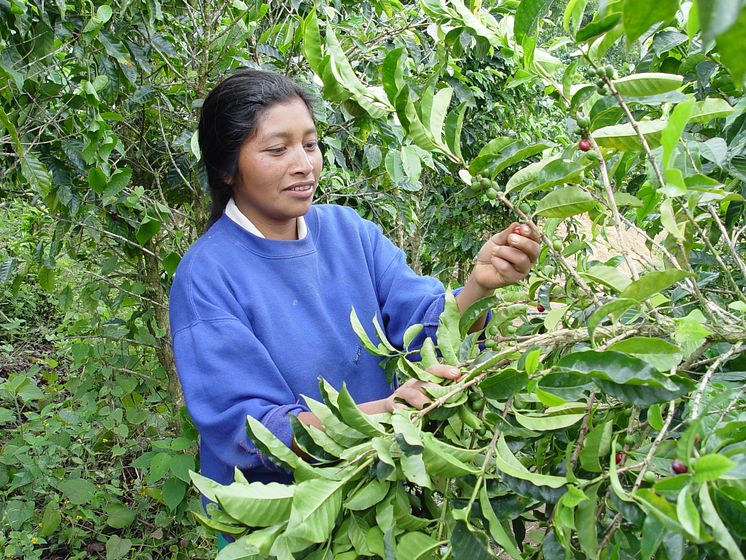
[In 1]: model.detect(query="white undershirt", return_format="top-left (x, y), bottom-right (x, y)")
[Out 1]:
top-left (225, 197), bottom-right (307, 239)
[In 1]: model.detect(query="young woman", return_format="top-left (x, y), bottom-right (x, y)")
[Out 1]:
top-left (169, 68), bottom-right (539, 497)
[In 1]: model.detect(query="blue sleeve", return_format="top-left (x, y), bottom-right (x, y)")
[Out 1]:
top-left (172, 318), bottom-right (308, 474)
top-left (365, 225), bottom-right (449, 348)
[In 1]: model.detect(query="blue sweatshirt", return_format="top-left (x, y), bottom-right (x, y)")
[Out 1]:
top-left (169, 204), bottom-right (448, 486)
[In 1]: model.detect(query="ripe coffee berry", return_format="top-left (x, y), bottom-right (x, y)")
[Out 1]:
top-left (615, 452), bottom-right (624, 465)
top-left (578, 139), bottom-right (591, 152)
top-left (513, 226), bottom-right (522, 235)
top-left (536, 304), bottom-right (546, 312)
top-left (671, 459), bottom-right (688, 474)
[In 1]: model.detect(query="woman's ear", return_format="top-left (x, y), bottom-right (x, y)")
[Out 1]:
top-left (221, 172), bottom-right (234, 186)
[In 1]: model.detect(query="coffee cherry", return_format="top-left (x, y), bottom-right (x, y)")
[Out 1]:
top-left (480, 177), bottom-right (492, 189)
top-left (552, 239), bottom-right (562, 252)
top-left (615, 452), bottom-right (625, 465)
top-left (518, 202), bottom-right (532, 215)
top-left (643, 471), bottom-right (656, 483)
top-left (578, 139), bottom-right (591, 152)
top-left (513, 226), bottom-right (522, 235)
top-left (536, 304), bottom-right (546, 312)
top-left (671, 459), bottom-right (688, 474)
top-left (605, 64), bottom-right (615, 78)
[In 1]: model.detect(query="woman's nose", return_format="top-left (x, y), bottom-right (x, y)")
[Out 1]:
top-left (290, 145), bottom-right (314, 174)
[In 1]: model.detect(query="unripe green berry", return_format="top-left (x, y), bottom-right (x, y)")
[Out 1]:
top-left (486, 188), bottom-right (497, 200)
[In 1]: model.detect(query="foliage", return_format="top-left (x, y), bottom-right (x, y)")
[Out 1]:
top-left (191, 1), bottom-right (745, 559)
top-left (1, 0), bottom-right (745, 558)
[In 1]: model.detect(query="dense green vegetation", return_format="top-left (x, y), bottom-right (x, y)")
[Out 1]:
top-left (1, 0), bottom-right (744, 559)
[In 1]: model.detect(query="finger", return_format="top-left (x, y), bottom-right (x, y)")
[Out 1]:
top-left (400, 388), bottom-right (431, 410)
top-left (425, 364), bottom-right (462, 380)
top-left (490, 256), bottom-right (523, 284)
top-left (513, 223), bottom-right (541, 242)
top-left (505, 233), bottom-right (541, 263)
top-left (492, 245), bottom-right (533, 274)
top-left (487, 222), bottom-right (518, 247)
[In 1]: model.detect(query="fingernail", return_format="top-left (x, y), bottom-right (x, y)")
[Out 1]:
top-left (510, 234), bottom-right (520, 243)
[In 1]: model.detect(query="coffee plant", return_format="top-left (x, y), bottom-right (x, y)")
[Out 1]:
top-left (190, 1), bottom-right (746, 559)
top-left (1, 0), bottom-right (744, 558)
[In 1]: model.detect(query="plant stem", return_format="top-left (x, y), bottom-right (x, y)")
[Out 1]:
top-left (691, 343), bottom-right (743, 420)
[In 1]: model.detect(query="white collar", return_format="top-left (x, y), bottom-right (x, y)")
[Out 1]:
top-left (225, 198), bottom-right (307, 239)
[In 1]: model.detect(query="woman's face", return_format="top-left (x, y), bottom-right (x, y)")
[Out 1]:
top-left (230, 97), bottom-right (322, 238)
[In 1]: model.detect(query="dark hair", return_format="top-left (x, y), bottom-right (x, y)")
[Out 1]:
top-left (198, 69), bottom-right (316, 228)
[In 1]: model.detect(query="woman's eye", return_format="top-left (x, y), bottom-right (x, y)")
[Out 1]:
top-left (305, 141), bottom-right (318, 150)
top-left (267, 147), bottom-right (286, 154)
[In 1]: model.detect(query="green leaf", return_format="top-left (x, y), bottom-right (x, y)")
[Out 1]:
top-left (715, 6), bottom-right (746, 86)
top-left (513, 411), bottom-right (585, 431)
top-left (623, 0), bottom-right (679, 43)
top-left (302, 9), bottom-right (323, 73)
top-left (620, 270), bottom-right (689, 302)
top-left (350, 307), bottom-right (384, 356)
top-left (479, 485), bottom-right (522, 559)
top-left (245, 415), bottom-right (317, 480)
top-left (436, 290), bottom-right (462, 366)
top-left (59, 478), bottom-right (97, 505)
top-left (39, 503), bottom-right (62, 536)
top-left (699, 483), bottom-right (745, 560)
top-left (564, 0), bottom-right (590, 34)
top-left (676, 487), bottom-right (701, 539)
top-left (106, 535), bottom-right (132, 560)
top-left (88, 167), bottom-right (108, 194)
top-left (612, 73), bottom-right (683, 97)
top-left (149, 452), bottom-right (171, 484)
top-left (215, 481), bottom-right (294, 527)
top-left (593, 119), bottom-right (667, 151)
top-left (693, 454), bottom-right (736, 482)
top-left (576, 13), bottom-right (622, 42)
top-left (459, 294), bottom-right (497, 336)
top-left (579, 421), bottom-right (613, 473)
top-left (690, 98), bottom-right (735, 123)
top-left (103, 167), bottom-right (132, 199)
top-left (662, 98), bottom-right (695, 169)
top-left (400, 449), bottom-right (432, 488)
top-left (422, 434), bottom-right (479, 477)
top-left (104, 503), bottom-right (136, 529)
top-left (607, 337), bottom-right (683, 371)
top-left (189, 470), bottom-right (221, 503)
top-left (396, 531), bottom-right (441, 560)
top-left (337, 383), bottom-right (387, 438)
top-left (559, 350), bottom-right (694, 405)
top-left (697, 0), bottom-right (742, 43)
top-left (534, 186), bottom-right (597, 218)
top-left (579, 265), bottom-right (632, 292)
top-left (163, 478), bottom-right (187, 511)
top-left (444, 102), bottom-right (467, 162)
top-left (344, 480), bottom-right (389, 511)
top-left (494, 435), bottom-right (567, 488)
top-left (20, 153), bottom-right (52, 192)
top-left (285, 478), bottom-right (346, 543)
top-left (382, 46), bottom-right (406, 103)
top-left (470, 138), bottom-right (552, 178)
top-left (515, 0), bottom-right (558, 43)
top-left (480, 369), bottom-right (528, 400)
top-left (135, 218), bottom-right (161, 245)
top-left (451, 521), bottom-right (496, 560)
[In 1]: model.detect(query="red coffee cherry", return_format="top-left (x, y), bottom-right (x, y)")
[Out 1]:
top-left (615, 452), bottom-right (624, 465)
top-left (578, 139), bottom-right (591, 152)
top-left (671, 459), bottom-right (688, 474)
top-left (536, 304), bottom-right (546, 312)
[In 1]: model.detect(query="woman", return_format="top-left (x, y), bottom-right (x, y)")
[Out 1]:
top-left (169, 68), bottom-right (539, 496)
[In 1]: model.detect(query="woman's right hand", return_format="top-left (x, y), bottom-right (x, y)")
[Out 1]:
top-left (384, 364), bottom-right (462, 412)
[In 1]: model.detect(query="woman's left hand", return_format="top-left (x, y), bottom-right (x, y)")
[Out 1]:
top-left (470, 223), bottom-right (541, 291)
